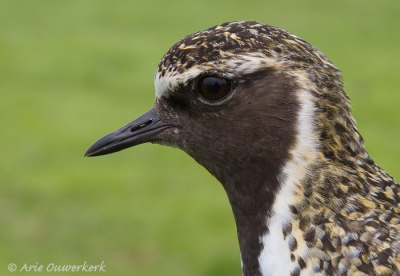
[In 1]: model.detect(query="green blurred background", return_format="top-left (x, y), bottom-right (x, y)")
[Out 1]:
top-left (1, 0), bottom-right (399, 275)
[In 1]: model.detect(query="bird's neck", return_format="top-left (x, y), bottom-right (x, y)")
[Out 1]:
top-left (224, 172), bottom-right (283, 276)
top-left (216, 88), bottom-right (322, 276)
top-left (220, 151), bottom-right (318, 276)
top-left (219, 142), bottom-right (389, 276)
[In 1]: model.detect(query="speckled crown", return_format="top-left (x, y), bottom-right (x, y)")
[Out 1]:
top-left (156, 21), bottom-right (337, 78)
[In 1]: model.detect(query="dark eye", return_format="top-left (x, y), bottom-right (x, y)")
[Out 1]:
top-left (198, 76), bottom-right (232, 101)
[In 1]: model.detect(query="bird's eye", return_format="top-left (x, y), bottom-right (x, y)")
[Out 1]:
top-left (198, 76), bottom-right (232, 101)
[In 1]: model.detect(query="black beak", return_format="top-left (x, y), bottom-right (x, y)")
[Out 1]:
top-left (85, 108), bottom-right (171, 157)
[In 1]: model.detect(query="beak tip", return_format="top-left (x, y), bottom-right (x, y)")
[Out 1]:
top-left (84, 142), bottom-right (105, 157)
top-left (84, 145), bottom-right (105, 157)
top-left (84, 150), bottom-right (93, 157)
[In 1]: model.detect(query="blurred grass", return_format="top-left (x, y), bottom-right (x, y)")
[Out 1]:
top-left (0, 0), bottom-right (399, 275)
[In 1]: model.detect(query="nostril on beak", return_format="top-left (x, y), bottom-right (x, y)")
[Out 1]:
top-left (130, 119), bottom-right (153, 132)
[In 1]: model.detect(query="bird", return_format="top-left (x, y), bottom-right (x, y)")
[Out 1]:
top-left (85, 21), bottom-right (400, 276)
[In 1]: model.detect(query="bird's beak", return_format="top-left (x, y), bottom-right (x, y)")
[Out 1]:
top-left (85, 108), bottom-right (171, 157)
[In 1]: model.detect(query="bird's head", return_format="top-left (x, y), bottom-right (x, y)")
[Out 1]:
top-left (85, 21), bottom-right (364, 188)
top-left (85, 21), bottom-right (397, 276)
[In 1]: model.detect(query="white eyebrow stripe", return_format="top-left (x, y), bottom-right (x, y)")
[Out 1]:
top-left (154, 54), bottom-right (280, 98)
top-left (154, 67), bottom-right (202, 99)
